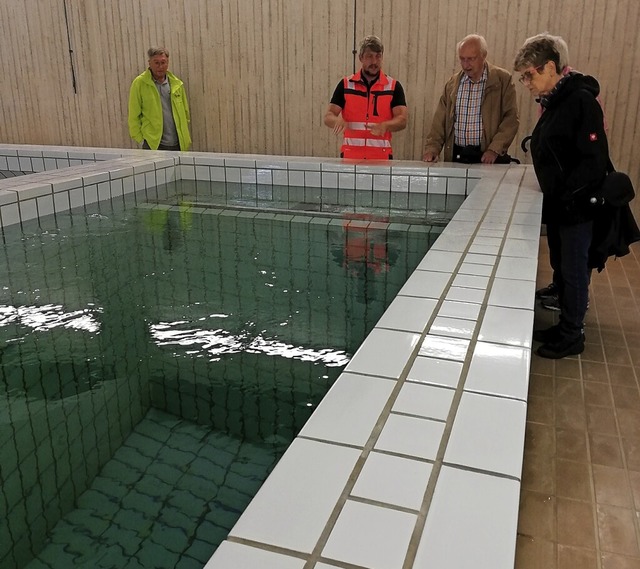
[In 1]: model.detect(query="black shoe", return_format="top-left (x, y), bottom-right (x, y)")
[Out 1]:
top-left (532, 324), bottom-right (562, 343)
top-left (536, 334), bottom-right (585, 359)
top-left (535, 282), bottom-right (558, 300)
top-left (540, 294), bottom-right (561, 311)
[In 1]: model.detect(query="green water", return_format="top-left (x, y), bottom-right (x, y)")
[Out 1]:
top-left (0, 193), bottom-right (441, 568)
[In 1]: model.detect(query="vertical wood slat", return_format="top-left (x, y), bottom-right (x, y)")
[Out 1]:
top-left (1, 0), bottom-right (639, 211)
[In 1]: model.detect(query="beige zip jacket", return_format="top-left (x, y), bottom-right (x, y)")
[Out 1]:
top-left (424, 63), bottom-right (519, 161)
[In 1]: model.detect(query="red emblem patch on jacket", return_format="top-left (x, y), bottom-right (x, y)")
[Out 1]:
top-left (589, 133), bottom-right (598, 141)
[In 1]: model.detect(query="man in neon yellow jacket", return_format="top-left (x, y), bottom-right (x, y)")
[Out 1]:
top-left (128, 47), bottom-right (192, 151)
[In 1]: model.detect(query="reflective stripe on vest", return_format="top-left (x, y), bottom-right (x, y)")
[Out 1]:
top-left (341, 71), bottom-right (396, 160)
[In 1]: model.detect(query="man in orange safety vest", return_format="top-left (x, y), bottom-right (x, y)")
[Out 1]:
top-left (324, 36), bottom-right (408, 160)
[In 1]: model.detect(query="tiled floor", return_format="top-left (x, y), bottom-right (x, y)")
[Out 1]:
top-left (516, 239), bottom-right (640, 568)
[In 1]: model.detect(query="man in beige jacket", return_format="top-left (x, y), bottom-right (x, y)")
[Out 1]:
top-left (423, 34), bottom-right (519, 164)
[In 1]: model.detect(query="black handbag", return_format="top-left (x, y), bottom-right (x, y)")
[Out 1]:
top-left (589, 160), bottom-right (635, 207)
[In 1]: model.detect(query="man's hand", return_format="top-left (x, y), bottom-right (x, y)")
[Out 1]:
top-left (366, 122), bottom-right (387, 137)
top-left (481, 149), bottom-right (499, 164)
top-left (423, 151), bottom-right (439, 162)
top-left (331, 116), bottom-right (347, 136)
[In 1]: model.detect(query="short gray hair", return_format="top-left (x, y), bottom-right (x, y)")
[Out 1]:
top-left (513, 36), bottom-right (561, 72)
top-left (522, 32), bottom-right (569, 70)
top-left (358, 35), bottom-right (384, 58)
top-left (148, 47), bottom-right (169, 59)
top-left (457, 34), bottom-right (488, 57)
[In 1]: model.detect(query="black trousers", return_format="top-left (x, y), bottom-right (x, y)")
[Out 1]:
top-left (452, 144), bottom-right (515, 164)
top-left (142, 140), bottom-right (181, 151)
top-left (547, 220), bottom-right (593, 338)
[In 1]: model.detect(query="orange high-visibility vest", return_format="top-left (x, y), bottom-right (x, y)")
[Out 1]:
top-left (341, 70), bottom-right (397, 160)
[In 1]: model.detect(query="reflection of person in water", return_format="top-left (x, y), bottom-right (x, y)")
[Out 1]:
top-left (163, 213), bottom-right (182, 251)
top-left (330, 215), bottom-right (399, 304)
top-left (142, 205), bottom-right (192, 251)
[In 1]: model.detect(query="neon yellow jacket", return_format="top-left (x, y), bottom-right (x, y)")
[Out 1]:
top-left (128, 69), bottom-right (192, 151)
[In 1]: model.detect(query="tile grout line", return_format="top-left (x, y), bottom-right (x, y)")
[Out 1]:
top-left (402, 167), bottom-right (532, 568)
top-left (302, 169), bottom-right (514, 569)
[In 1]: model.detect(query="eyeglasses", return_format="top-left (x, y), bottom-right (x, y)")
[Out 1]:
top-left (519, 64), bottom-right (546, 84)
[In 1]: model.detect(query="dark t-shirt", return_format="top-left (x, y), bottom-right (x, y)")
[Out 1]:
top-left (330, 75), bottom-right (407, 109)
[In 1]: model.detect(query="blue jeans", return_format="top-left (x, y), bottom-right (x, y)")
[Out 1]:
top-left (546, 220), bottom-right (593, 338)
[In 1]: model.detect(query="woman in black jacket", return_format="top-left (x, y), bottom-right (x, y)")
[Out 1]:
top-left (514, 36), bottom-right (609, 359)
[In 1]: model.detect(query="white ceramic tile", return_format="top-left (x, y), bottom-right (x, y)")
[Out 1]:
top-left (429, 233), bottom-right (470, 253)
top-left (393, 382), bottom-right (454, 420)
top-left (438, 300), bottom-right (481, 321)
top-left (415, 466), bottom-right (520, 568)
top-left (204, 541), bottom-right (305, 569)
top-left (305, 171), bottom-right (321, 188)
top-left (345, 329), bottom-right (421, 379)
top-left (445, 286), bottom-right (485, 304)
top-left (321, 161), bottom-right (355, 173)
top-left (452, 273), bottom-right (490, 290)
top-left (351, 451), bottom-right (432, 510)
top-left (478, 305), bottom-right (533, 348)
top-left (507, 223), bottom-right (541, 240)
top-left (429, 176), bottom-right (447, 193)
top-left (463, 252), bottom-right (496, 266)
top-left (511, 211), bottom-right (540, 226)
top-left (288, 170), bottom-right (305, 187)
top-left (373, 174), bottom-right (391, 191)
top-left (453, 206), bottom-right (484, 222)
top-left (428, 165), bottom-right (467, 178)
top-left (69, 187), bottom-right (84, 207)
top-left (19, 199), bottom-right (38, 222)
top-left (321, 171), bottom-right (338, 188)
top-left (415, 249), bottom-right (462, 272)
top-left (355, 173), bottom-right (372, 190)
top-left (477, 228), bottom-right (504, 238)
top-left (397, 270), bottom-right (450, 299)
top-left (419, 335), bottom-right (470, 361)
top-left (488, 278), bottom-right (536, 310)
top-left (15, 183), bottom-right (51, 200)
top-left (458, 262), bottom-right (493, 277)
top-left (430, 316), bottom-right (475, 340)
top-left (272, 169), bottom-right (288, 186)
top-left (299, 373), bottom-right (395, 446)
top-left (406, 356), bottom-right (463, 389)
top-left (36, 195), bottom-right (55, 217)
top-left (376, 296), bottom-right (437, 333)
top-left (465, 341), bottom-right (531, 401)
top-left (322, 501), bottom-right (416, 569)
top-left (447, 177), bottom-right (467, 195)
top-left (501, 238), bottom-right (539, 258)
top-left (468, 243), bottom-right (501, 256)
top-left (355, 163), bottom-right (391, 175)
top-left (0, 203), bottom-right (20, 227)
top-left (338, 172), bottom-right (355, 189)
top-left (228, 438), bottom-right (360, 553)
top-left (224, 157), bottom-right (256, 168)
top-left (391, 175), bottom-right (409, 192)
top-left (53, 191), bottom-right (70, 213)
top-left (409, 176), bottom-right (428, 193)
top-left (375, 414), bottom-right (444, 459)
top-left (443, 220), bottom-right (477, 236)
top-left (444, 391), bottom-right (527, 478)
top-left (473, 235), bottom-right (503, 247)
top-left (256, 158), bottom-right (288, 170)
top-left (495, 255), bottom-right (538, 282)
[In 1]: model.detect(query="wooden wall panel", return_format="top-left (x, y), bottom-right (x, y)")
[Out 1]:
top-left (1, 0), bottom-right (640, 216)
